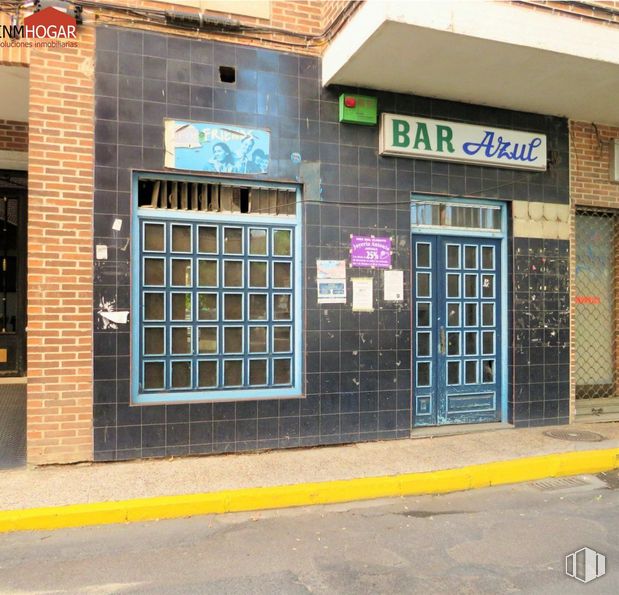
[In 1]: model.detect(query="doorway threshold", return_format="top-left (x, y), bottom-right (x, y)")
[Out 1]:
top-left (0, 377), bottom-right (27, 385)
top-left (410, 422), bottom-right (513, 439)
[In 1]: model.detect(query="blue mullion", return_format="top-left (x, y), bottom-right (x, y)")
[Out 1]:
top-left (439, 238), bottom-right (460, 418)
top-left (439, 236), bottom-right (502, 423)
top-left (264, 232), bottom-right (276, 385)
top-left (134, 193), bottom-right (301, 402)
top-left (410, 197), bottom-right (508, 425)
top-left (217, 277), bottom-right (226, 389)
top-left (437, 236), bottom-right (455, 423)
top-left (242, 224), bottom-right (251, 389)
top-left (218, 218), bottom-right (226, 390)
top-left (446, 240), bottom-right (479, 398)
top-left (191, 223), bottom-right (202, 390)
top-left (139, 287), bottom-right (145, 392)
top-left (138, 223), bottom-right (148, 393)
top-left (287, 261), bottom-right (293, 386)
top-left (225, 222), bottom-right (246, 389)
top-left (192, 216), bottom-right (203, 392)
top-left (220, 221), bottom-right (236, 388)
top-left (164, 220), bottom-right (173, 392)
top-left (141, 220), bottom-right (170, 392)
top-left (412, 235), bottom-right (438, 426)
top-left (471, 254), bottom-right (483, 363)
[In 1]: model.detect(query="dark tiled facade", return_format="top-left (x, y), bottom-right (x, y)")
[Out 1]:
top-left (510, 239), bottom-right (570, 427)
top-left (93, 26), bottom-right (570, 460)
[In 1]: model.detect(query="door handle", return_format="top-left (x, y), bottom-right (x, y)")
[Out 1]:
top-left (439, 326), bottom-right (446, 355)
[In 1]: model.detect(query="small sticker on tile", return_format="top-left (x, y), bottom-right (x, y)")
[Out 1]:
top-left (112, 218), bottom-right (123, 231)
top-left (96, 245), bottom-right (108, 260)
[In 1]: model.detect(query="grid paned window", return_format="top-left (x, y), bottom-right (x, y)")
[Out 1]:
top-left (133, 175), bottom-right (300, 404)
top-left (139, 218), bottom-right (296, 395)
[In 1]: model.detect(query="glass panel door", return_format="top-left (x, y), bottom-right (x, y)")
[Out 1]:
top-left (412, 234), bottom-right (502, 426)
top-left (0, 176), bottom-right (26, 376)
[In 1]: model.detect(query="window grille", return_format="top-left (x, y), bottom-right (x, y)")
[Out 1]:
top-left (575, 209), bottom-right (618, 401)
top-left (133, 174), bottom-right (301, 404)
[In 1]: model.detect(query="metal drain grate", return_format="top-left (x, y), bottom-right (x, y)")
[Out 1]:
top-left (533, 477), bottom-right (588, 491)
top-left (543, 429), bottom-right (606, 442)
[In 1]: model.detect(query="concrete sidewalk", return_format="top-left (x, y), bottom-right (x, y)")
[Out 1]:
top-left (1, 421), bottom-right (619, 513)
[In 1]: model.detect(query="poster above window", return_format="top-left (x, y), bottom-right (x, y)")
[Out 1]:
top-left (165, 120), bottom-right (271, 175)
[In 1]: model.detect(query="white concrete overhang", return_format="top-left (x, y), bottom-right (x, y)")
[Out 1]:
top-left (323, 0), bottom-right (619, 126)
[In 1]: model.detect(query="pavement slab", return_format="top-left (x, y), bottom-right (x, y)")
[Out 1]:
top-left (1, 421), bottom-right (618, 511)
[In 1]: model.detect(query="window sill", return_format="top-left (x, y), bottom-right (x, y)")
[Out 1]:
top-left (133, 388), bottom-right (305, 405)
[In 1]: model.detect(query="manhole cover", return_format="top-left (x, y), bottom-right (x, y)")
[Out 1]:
top-left (544, 429), bottom-right (606, 442)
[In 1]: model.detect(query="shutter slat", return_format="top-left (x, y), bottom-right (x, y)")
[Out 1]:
top-left (210, 184), bottom-right (220, 212)
top-left (150, 180), bottom-right (160, 208)
top-left (170, 182), bottom-right (178, 209)
top-left (181, 182), bottom-right (188, 210)
top-left (268, 190), bottom-right (277, 215)
top-left (191, 183), bottom-right (199, 210)
top-left (231, 187), bottom-right (241, 213)
top-left (220, 186), bottom-right (233, 212)
top-left (200, 184), bottom-right (208, 211)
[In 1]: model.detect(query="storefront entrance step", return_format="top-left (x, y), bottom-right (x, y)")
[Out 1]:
top-left (411, 422), bottom-right (512, 439)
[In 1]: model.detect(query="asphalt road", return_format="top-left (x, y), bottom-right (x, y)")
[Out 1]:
top-left (1, 472), bottom-right (618, 594)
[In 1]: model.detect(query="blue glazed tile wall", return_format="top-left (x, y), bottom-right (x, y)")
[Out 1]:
top-left (509, 238), bottom-right (570, 427)
top-left (93, 26), bottom-right (570, 460)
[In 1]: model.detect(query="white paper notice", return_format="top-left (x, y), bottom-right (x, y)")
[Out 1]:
top-left (95, 244), bottom-right (108, 260)
top-left (384, 270), bottom-right (403, 301)
top-left (317, 260), bottom-right (346, 279)
top-left (99, 310), bottom-right (129, 325)
top-left (352, 277), bottom-right (373, 312)
top-left (317, 280), bottom-right (346, 304)
top-left (112, 218), bottom-right (123, 231)
top-left (316, 260), bottom-right (347, 304)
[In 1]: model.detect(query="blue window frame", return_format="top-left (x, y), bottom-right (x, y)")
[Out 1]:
top-left (131, 173), bottom-right (302, 404)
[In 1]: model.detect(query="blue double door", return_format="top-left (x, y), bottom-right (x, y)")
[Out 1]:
top-left (412, 234), bottom-right (502, 426)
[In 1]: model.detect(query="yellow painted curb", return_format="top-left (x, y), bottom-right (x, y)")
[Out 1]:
top-left (1, 448), bottom-right (618, 533)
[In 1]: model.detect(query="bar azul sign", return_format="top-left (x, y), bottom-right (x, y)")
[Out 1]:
top-left (379, 114), bottom-right (547, 171)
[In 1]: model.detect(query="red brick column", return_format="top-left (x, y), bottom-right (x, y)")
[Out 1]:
top-left (27, 24), bottom-right (95, 464)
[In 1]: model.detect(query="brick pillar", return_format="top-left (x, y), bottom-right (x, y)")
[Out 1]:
top-left (27, 25), bottom-right (95, 464)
